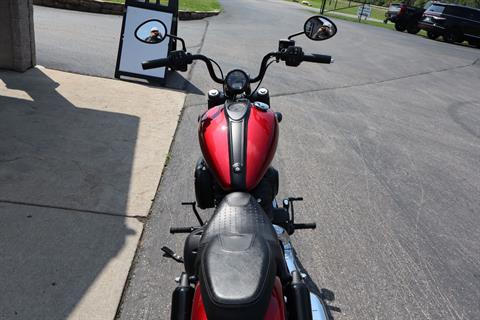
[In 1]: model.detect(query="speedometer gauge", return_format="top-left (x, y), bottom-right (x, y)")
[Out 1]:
top-left (225, 69), bottom-right (250, 95)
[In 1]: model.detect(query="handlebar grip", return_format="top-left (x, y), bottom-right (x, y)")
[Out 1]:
top-left (302, 54), bottom-right (332, 64)
top-left (170, 226), bottom-right (196, 234)
top-left (293, 223), bottom-right (317, 230)
top-left (142, 57), bottom-right (170, 70)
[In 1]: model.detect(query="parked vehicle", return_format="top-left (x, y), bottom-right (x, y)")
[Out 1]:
top-left (385, 1), bottom-right (429, 34)
top-left (385, 3), bottom-right (402, 22)
top-left (138, 15), bottom-right (337, 320)
top-left (419, 3), bottom-right (480, 46)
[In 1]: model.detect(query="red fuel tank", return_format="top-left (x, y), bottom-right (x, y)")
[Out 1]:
top-left (198, 101), bottom-right (278, 191)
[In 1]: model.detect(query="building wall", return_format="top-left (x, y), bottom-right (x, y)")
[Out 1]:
top-left (0, 0), bottom-right (36, 72)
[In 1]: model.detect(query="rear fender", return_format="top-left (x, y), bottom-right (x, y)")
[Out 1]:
top-left (191, 278), bottom-right (285, 320)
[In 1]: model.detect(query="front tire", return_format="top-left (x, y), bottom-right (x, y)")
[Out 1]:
top-left (427, 31), bottom-right (438, 40)
top-left (407, 23), bottom-right (420, 34)
top-left (443, 29), bottom-right (463, 43)
top-left (468, 40), bottom-right (480, 48)
top-left (395, 22), bottom-right (406, 32)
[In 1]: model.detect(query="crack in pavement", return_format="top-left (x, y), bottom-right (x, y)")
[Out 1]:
top-left (181, 59), bottom-right (479, 107)
top-left (0, 157), bottom-right (22, 163)
top-left (0, 199), bottom-right (145, 220)
top-left (182, 19), bottom-right (210, 90)
top-left (271, 59), bottom-right (479, 98)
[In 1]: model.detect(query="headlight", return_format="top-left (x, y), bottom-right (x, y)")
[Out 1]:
top-left (225, 69), bottom-right (249, 95)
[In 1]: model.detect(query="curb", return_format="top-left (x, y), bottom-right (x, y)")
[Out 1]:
top-left (34, 0), bottom-right (124, 15)
top-left (179, 10), bottom-right (220, 20)
top-left (33, 0), bottom-right (220, 20)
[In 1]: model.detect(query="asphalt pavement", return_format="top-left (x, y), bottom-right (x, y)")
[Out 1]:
top-left (34, 1), bottom-right (480, 319)
top-left (34, 6), bottom-right (121, 78)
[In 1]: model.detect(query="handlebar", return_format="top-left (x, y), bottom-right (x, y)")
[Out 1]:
top-left (142, 53), bottom-right (224, 84)
top-left (190, 54), bottom-right (224, 84)
top-left (302, 54), bottom-right (332, 64)
top-left (142, 57), bottom-right (170, 70)
top-left (250, 52), bottom-right (278, 83)
top-left (142, 47), bottom-right (333, 85)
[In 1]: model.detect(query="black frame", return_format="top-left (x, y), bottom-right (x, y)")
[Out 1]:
top-left (114, 0), bottom-right (179, 84)
top-left (303, 15), bottom-right (337, 41)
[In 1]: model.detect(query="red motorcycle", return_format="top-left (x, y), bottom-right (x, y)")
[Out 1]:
top-left (139, 15), bottom-right (337, 320)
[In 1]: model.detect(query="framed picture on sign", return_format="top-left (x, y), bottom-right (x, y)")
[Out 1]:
top-left (115, 0), bottom-right (178, 84)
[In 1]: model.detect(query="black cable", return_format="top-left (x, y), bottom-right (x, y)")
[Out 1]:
top-left (208, 58), bottom-right (224, 81)
top-left (250, 58), bottom-right (276, 98)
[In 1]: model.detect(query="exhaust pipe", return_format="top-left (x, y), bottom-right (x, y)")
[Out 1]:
top-left (171, 273), bottom-right (194, 320)
top-left (286, 271), bottom-right (313, 320)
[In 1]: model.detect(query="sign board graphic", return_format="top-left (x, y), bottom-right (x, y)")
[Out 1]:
top-left (357, 4), bottom-right (372, 19)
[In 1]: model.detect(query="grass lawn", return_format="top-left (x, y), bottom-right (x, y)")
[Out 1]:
top-left (106, 0), bottom-right (221, 11)
top-left (285, 1), bottom-right (429, 37)
top-left (326, 11), bottom-right (477, 47)
top-left (324, 11), bottom-right (428, 35)
top-left (325, 11), bottom-right (391, 29)
top-left (332, 5), bottom-right (387, 21)
top-left (323, 8), bottom-right (475, 48)
top-left (287, 0), bottom-right (387, 21)
top-left (179, 0), bottom-right (221, 11)
top-left (286, 0), bottom-right (473, 46)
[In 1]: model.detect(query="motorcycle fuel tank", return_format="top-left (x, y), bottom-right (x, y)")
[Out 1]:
top-left (198, 100), bottom-right (279, 192)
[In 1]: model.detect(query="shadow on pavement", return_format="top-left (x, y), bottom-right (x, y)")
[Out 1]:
top-left (119, 70), bottom-right (203, 95)
top-left (0, 68), bottom-right (138, 319)
top-left (164, 70), bottom-right (204, 95)
top-left (293, 248), bottom-right (341, 320)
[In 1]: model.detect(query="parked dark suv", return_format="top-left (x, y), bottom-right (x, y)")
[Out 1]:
top-left (419, 3), bottom-right (480, 47)
top-left (385, 2), bottom-right (427, 34)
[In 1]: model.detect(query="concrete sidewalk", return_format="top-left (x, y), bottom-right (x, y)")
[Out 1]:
top-left (0, 67), bottom-right (185, 319)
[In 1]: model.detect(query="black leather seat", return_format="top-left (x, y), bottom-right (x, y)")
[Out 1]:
top-left (198, 192), bottom-right (280, 320)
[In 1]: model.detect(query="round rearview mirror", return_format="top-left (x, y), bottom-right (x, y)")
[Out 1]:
top-left (135, 19), bottom-right (167, 44)
top-left (304, 16), bottom-right (337, 41)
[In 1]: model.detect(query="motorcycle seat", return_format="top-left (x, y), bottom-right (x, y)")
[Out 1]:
top-left (198, 192), bottom-right (280, 320)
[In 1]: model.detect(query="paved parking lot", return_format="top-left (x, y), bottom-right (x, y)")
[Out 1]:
top-left (32, 1), bottom-right (480, 319)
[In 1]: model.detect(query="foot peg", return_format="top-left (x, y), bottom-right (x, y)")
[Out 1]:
top-left (293, 223), bottom-right (316, 230)
top-left (278, 196), bottom-right (316, 234)
top-left (161, 246), bottom-right (184, 263)
top-left (170, 226), bottom-right (199, 234)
